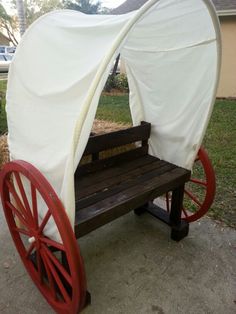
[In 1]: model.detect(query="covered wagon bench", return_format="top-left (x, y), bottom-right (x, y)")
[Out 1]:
top-left (0, 0), bottom-right (221, 312)
top-left (74, 121), bottom-right (191, 241)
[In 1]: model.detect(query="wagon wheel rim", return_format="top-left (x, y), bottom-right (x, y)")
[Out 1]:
top-left (181, 146), bottom-right (216, 222)
top-left (164, 147), bottom-right (215, 222)
top-left (0, 160), bottom-right (87, 314)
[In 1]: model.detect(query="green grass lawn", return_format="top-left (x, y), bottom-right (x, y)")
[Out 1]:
top-left (0, 79), bottom-right (7, 135)
top-left (97, 94), bottom-right (132, 124)
top-left (0, 92), bottom-right (235, 227)
top-left (203, 100), bottom-right (236, 227)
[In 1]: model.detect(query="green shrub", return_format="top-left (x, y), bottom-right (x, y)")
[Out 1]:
top-left (104, 75), bottom-right (116, 92)
top-left (104, 74), bottom-right (129, 92)
top-left (114, 74), bottom-right (129, 91)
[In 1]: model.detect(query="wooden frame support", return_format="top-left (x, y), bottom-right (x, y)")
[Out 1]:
top-left (85, 291), bottom-right (91, 307)
top-left (169, 185), bottom-right (189, 241)
top-left (134, 185), bottom-right (189, 242)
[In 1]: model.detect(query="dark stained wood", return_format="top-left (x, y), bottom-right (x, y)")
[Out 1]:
top-left (92, 152), bottom-right (99, 161)
top-left (141, 121), bottom-right (149, 147)
top-left (171, 221), bottom-right (189, 241)
top-left (83, 121), bottom-right (151, 156)
top-left (75, 165), bottom-right (190, 238)
top-left (77, 168), bottom-right (189, 220)
top-left (76, 161), bottom-right (175, 209)
top-left (139, 202), bottom-right (189, 241)
top-left (169, 184), bottom-right (189, 241)
top-left (169, 185), bottom-right (185, 226)
top-left (75, 145), bottom-right (149, 177)
top-left (138, 202), bottom-right (173, 223)
top-left (76, 155), bottom-right (163, 196)
top-left (74, 121), bottom-right (191, 240)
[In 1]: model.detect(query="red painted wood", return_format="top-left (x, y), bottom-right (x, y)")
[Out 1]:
top-left (182, 146), bottom-right (216, 222)
top-left (164, 147), bottom-right (216, 222)
top-left (0, 160), bottom-right (87, 314)
top-left (184, 189), bottom-right (203, 207)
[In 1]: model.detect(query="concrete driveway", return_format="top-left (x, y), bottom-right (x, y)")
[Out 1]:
top-left (0, 205), bottom-right (235, 314)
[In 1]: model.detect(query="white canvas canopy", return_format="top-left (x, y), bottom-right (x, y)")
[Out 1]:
top-left (6, 0), bottom-right (221, 240)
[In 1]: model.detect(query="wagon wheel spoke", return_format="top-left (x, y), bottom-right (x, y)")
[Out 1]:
top-left (40, 237), bottom-right (65, 252)
top-left (162, 147), bottom-right (216, 223)
top-left (6, 201), bottom-right (29, 228)
top-left (181, 206), bottom-right (189, 218)
top-left (13, 172), bottom-right (32, 218)
top-left (14, 227), bottom-right (31, 236)
top-left (36, 249), bottom-right (43, 284)
top-left (31, 183), bottom-right (39, 228)
top-left (184, 189), bottom-right (202, 207)
top-left (42, 244), bottom-right (72, 286)
top-left (38, 210), bottom-right (51, 234)
top-left (40, 250), bottom-right (57, 300)
top-left (41, 247), bottom-right (71, 304)
top-left (6, 180), bottom-right (30, 222)
top-left (190, 178), bottom-right (207, 187)
top-left (26, 242), bottom-right (35, 258)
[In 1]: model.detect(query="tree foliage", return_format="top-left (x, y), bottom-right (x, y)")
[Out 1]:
top-left (0, 0), bottom-right (105, 45)
top-left (63, 0), bottom-right (101, 14)
top-left (0, 3), bottom-right (18, 45)
top-left (25, 0), bottom-right (63, 26)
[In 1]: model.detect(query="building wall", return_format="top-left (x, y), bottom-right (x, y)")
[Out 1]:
top-left (0, 33), bottom-right (10, 46)
top-left (217, 16), bottom-right (236, 98)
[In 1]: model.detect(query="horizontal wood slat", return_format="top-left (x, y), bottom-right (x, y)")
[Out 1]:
top-left (76, 154), bottom-right (158, 192)
top-left (83, 121), bottom-right (151, 156)
top-left (75, 145), bottom-right (149, 177)
top-left (76, 160), bottom-right (174, 209)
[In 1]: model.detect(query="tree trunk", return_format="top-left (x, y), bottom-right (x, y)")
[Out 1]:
top-left (111, 54), bottom-right (120, 78)
top-left (16, 0), bottom-right (26, 37)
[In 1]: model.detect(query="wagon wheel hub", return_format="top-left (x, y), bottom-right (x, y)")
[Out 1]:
top-left (28, 236), bottom-right (36, 244)
top-left (28, 235), bottom-right (42, 251)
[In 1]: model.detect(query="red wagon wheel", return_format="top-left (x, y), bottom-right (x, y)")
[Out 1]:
top-left (0, 160), bottom-right (87, 314)
top-left (165, 147), bottom-right (216, 222)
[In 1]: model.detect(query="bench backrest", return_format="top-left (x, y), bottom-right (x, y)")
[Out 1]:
top-left (83, 121), bottom-right (151, 156)
top-left (76, 121), bottom-right (151, 176)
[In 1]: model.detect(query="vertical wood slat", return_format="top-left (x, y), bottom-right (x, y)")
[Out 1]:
top-left (92, 152), bottom-right (99, 161)
top-left (141, 121), bottom-right (148, 147)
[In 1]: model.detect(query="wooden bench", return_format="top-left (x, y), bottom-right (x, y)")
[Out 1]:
top-left (74, 122), bottom-right (191, 241)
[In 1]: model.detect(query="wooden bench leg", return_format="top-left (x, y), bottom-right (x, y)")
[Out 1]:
top-left (85, 291), bottom-right (91, 306)
top-left (134, 203), bottom-right (148, 215)
top-left (170, 185), bottom-right (189, 241)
